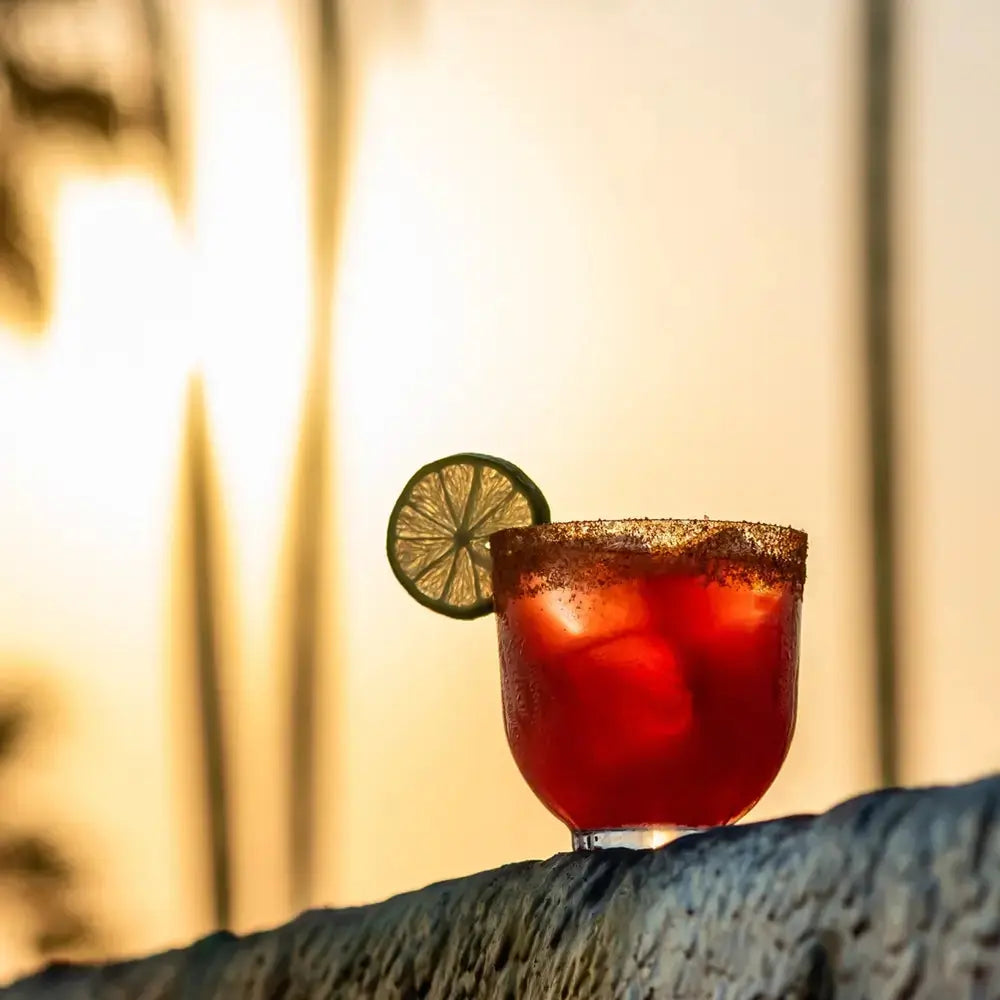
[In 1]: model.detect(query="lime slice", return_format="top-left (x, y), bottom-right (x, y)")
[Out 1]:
top-left (387, 453), bottom-right (551, 619)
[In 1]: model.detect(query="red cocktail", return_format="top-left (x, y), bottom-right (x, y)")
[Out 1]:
top-left (490, 519), bottom-right (807, 848)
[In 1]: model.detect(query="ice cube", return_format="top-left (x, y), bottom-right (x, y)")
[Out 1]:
top-left (646, 573), bottom-right (791, 655)
top-left (567, 630), bottom-right (694, 741)
top-left (504, 579), bottom-right (656, 660)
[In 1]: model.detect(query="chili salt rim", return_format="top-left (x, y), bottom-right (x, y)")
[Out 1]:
top-left (489, 518), bottom-right (808, 604)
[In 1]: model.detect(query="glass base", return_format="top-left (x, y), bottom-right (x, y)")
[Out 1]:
top-left (571, 826), bottom-right (704, 850)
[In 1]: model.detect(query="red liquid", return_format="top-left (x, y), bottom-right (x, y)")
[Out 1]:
top-left (497, 571), bottom-right (801, 830)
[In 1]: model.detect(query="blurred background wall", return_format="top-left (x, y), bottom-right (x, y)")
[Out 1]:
top-left (0, 0), bottom-right (998, 983)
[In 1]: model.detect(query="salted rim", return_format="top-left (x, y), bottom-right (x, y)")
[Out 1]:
top-left (489, 517), bottom-right (808, 602)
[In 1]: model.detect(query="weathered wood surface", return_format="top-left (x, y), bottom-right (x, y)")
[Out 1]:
top-left (4, 775), bottom-right (999, 999)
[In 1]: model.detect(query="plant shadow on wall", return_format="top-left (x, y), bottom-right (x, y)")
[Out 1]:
top-left (0, 0), bottom-right (178, 333)
top-left (0, 0), bottom-right (177, 970)
top-left (2, 0), bottom-right (429, 957)
top-left (0, 690), bottom-right (99, 963)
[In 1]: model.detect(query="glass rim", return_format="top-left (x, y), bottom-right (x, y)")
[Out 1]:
top-left (491, 516), bottom-right (806, 539)
top-left (489, 517), bottom-right (808, 597)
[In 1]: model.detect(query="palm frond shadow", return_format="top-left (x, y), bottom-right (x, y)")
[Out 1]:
top-left (0, 0), bottom-right (180, 334)
top-left (284, 0), bottom-right (428, 912)
top-left (178, 375), bottom-right (234, 931)
top-left (0, 697), bottom-right (99, 961)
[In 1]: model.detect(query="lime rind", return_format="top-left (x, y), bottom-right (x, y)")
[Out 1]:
top-left (387, 453), bottom-right (550, 619)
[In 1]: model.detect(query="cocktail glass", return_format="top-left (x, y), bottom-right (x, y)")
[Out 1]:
top-left (489, 519), bottom-right (807, 849)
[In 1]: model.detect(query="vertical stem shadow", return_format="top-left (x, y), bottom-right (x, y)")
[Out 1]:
top-left (183, 374), bottom-right (233, 929)
top-left (286, 0), bottom-right (351, 911)
top-left (861, 0), bottom-right (900, 787)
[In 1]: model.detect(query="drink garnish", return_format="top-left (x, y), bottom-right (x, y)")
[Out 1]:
top-left (386, 453), bottom-right (551, 619)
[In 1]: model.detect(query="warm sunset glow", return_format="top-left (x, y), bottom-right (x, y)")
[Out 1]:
top-left (2, 0), bottom-right (1000, 986)
top-left (0, 0), bottom-right (312, 974)
top-left (0, 172), bottom-right (189, 977)
top-left (185, 0), bottom-right (311, 936)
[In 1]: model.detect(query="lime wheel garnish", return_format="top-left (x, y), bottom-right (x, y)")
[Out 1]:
top-left (387, 453), bottom-right (551, 619)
